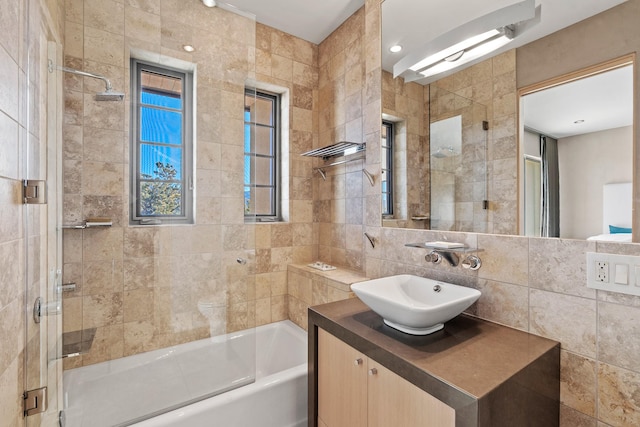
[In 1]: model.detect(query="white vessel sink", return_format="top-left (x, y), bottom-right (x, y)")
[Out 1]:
top-left (351, 274), bottom-right (481, 335)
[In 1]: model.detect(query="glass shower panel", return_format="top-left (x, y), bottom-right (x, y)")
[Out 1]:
top-left (429, 85), bottom-right (488, 232)
top-left (59, 3), bottom-right (257, 426)
top-left (23, 1), bottom-right (64, 424)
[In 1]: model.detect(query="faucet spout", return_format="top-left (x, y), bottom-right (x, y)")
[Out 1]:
top-left (434, 250), bottom-right (460, 267)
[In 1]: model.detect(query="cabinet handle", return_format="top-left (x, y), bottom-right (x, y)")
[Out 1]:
top-left (354, 358), bottom-right (363, 366)
top-left (368, 368), bottom-right (378, 376)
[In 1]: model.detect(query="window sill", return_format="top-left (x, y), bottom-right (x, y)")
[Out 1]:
top-left (245, 218), bottom-right (285, 224)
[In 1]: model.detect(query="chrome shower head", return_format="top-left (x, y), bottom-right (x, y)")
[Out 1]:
top-left (55, 65), bottom-right (124, 102)
top-left (431, 146), bottom-right (458, 158)
top-left (95, 90), bottom-right (125, 101)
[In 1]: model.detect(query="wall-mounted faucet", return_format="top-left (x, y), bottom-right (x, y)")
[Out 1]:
top-left (427, 250), bottom-right (460, 267)
top-left (408, 242), bottom-right (482, 270)
top-left (424, 250), bottom-right (441, 264)
top-left (462, 255), bottom-right (482, 271)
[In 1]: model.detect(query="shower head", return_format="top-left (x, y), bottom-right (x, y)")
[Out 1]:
top-left (95, 89), bottom-right (125, 101)
top-left (431, 146), bottom-right (458, 158)
top-left (431, 151), bottom-right (448, 159)
top-left (56, 65), bottom-right (124, 102)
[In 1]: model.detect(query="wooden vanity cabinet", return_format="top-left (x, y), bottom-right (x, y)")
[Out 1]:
top-left (317, 328), bottom-right (455, 427)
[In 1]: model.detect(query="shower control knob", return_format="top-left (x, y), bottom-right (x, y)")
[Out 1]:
top-left (368, 368), bottom-right (378, 376)
top-left (354, 358), bottom-right (363, 366)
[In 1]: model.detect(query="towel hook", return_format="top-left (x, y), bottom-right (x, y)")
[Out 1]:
top-left (364, 232), bottom-right (376, 249)
top-left (362, 169), bottom-right (375, 186)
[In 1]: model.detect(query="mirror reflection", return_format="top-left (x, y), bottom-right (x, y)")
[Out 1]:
top-left (381, 72), bottom-right (491, 232)
top-left (429, 86), bottom-right (488, 232)
top-left (381, 2), bottom-right (635, 239)
top-left (520, 64), bottom-right (634, 241)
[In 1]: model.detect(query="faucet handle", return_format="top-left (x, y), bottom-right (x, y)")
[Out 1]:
top-left (462, 255), bottom-right (482, 270)
top-left (425, 251), bottom-right (442, 264)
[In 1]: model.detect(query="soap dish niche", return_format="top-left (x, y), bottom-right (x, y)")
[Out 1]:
top-left (308, 262), bottom-right (336, 271)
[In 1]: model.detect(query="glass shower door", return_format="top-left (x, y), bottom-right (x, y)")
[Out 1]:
top-left (58, 2), bottom-right (259, 426)
top-left (24, 12), bottom-right (64, 427)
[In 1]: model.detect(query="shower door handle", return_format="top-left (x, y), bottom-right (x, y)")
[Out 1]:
top-left (33, 297), bottom-right (61, 323)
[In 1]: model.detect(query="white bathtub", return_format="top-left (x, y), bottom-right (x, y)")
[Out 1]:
top-left (63, 320), bottom-right (307, 427)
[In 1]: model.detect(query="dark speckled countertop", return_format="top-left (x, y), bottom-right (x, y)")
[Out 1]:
top-left (308, 298), bottom-right (560, 427)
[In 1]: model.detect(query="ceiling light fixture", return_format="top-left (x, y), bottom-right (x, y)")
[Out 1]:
top-left (182, 45), bottom-right (195, 52)
top-left (393, 0), bottom-right (539, 83)
top-left (202, 0), bottom-right (216, 7)
top-left (389, 45), bottom-right (402, 53)
top-left (415, 26), bottom-right (515, 79)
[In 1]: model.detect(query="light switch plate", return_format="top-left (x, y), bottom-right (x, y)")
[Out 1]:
top-left (587, 252), bottom-right (640, 296)
top-left (614, 263), bottom-right (629, 285)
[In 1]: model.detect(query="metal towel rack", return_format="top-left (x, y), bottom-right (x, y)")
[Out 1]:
top-left (301, 142), bottom-right (374, 186)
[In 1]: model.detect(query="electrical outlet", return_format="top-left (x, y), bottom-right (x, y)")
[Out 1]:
top-left (596, 261), bottom-right (609, 282)
top-left (587, 252), bottom-right (640, 297)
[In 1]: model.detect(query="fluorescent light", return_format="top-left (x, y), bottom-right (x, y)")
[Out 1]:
top-left (409, 29), bottom-right (500, 72)
top-left (393, 0), bottom-right (538, 82)
top-left (418, 29), bottom-right (514, 78)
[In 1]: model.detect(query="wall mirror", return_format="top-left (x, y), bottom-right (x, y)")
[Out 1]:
top-left (380, 0), bottom-right (635, 240)
top-left (380, 58), bottom-right (491, 232)
top-left (519, 58), bottom-right (634, 241)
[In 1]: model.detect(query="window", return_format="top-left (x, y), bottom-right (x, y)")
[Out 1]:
top-left (244, 89), bottom-right (280, 220)
top-left (130, 60), bottom-right (193, 225)
top-left (381, 121), bottom-right (394, 216)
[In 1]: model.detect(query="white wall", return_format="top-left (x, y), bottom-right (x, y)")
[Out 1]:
top-left (558, 126), bottom-right (633, 239)
top-left (523, 129), bottom-right (541, 157)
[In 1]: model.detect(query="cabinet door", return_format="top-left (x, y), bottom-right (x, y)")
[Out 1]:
top-left (318, 329), bottom-right (368, 427)
top-left (368, 361), bottom-right (455, 427)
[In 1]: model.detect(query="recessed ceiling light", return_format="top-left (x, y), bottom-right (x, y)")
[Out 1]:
top-left (574, 119), bottom-right (585, 124)
top-left (202, 0), bottom-right (216, 6)
top-left (183, 45), bottom-right (195, 52)
top-left (389, 45), bottom-right (403, 53)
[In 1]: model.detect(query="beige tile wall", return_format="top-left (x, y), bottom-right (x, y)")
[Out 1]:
top-left (382, 50), bottom-right (518, 234)
top-left (313, 0), bottom-right (381, 273)
top-left (428, 84), bottom-right (491, 232)
top-left (314, 8), bottom-right (367, 271)
top-left (381, 71), bottom-right (429, 228)
top-left (61, 2), bottom-right (318, 369)
top-left (432, 50), bottom-right (518, 235)
top-left (0, 0), bottom-right (65, 424)
top-left (252, 22), bottom-right (318, 328)
top-left (287, 264), bottom-right (363, 330)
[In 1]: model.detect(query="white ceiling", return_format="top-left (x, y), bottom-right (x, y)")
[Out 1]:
top-left (523, 65), bottom-right (634, 139)
top-left (222, 0), bottom-right (364, 44)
